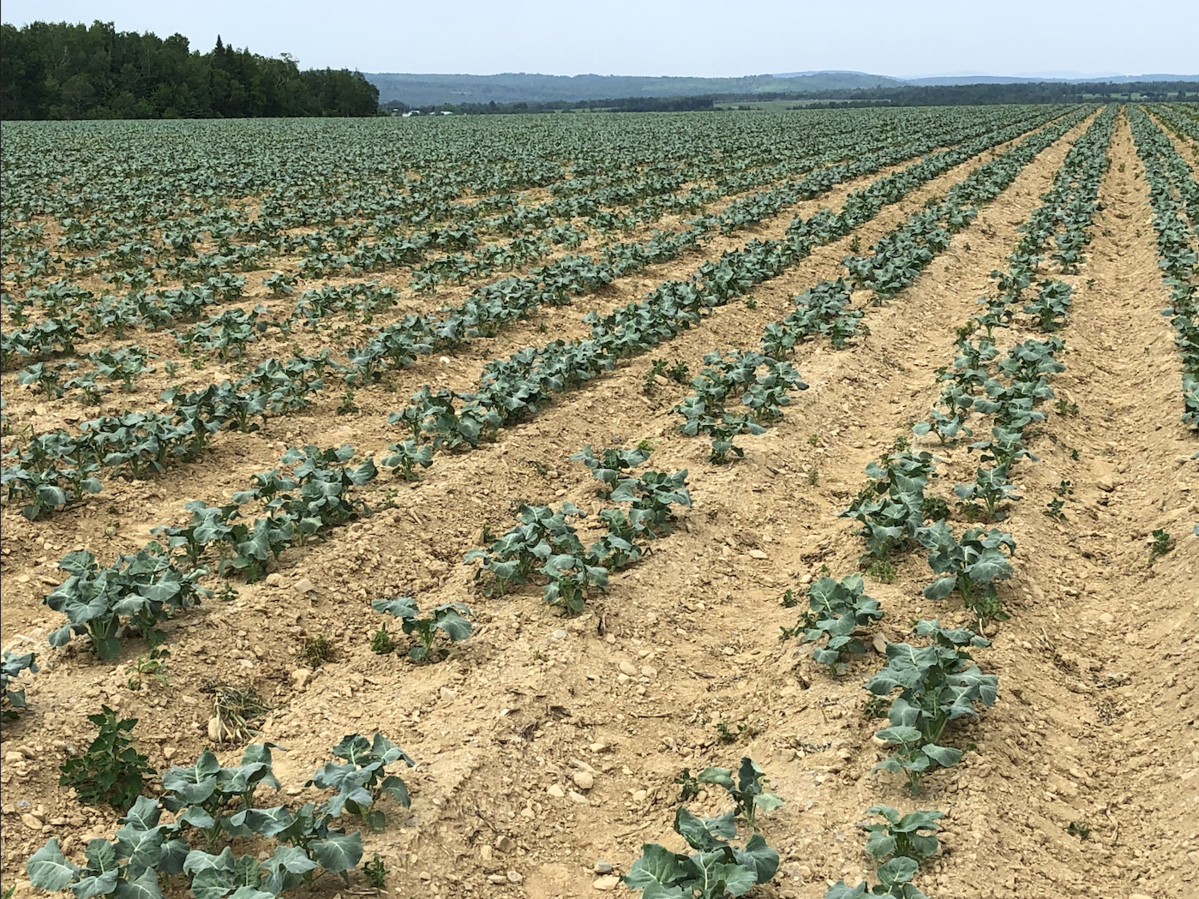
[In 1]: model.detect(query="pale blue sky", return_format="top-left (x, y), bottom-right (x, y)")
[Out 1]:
top-left (3, 0), bottom-right (1196, 79)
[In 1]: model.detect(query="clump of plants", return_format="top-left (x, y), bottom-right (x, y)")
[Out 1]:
top-left (624, 758), bottom-right (782, 897)
top-left (780, 574), bottom-right (883, 676)
top-left (371, 597), bottom-right (472, 662)
top-left (58, 706), bottom-right (154, 810)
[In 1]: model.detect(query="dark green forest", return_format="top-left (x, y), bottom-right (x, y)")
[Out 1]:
top-left (0, 20), bottom-right (380, 119)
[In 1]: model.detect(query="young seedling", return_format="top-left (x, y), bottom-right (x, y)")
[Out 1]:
top-left (695, 758), bottom-right (784, 832)
top-left (300, 634), bottom-right (334, 669)
top-left (381, 439), bottom-right (433, 480)
top-left (1149, 528), bottom-right (1173, 565)
top-left (780, 574), bottom-right (883, 676)
top-left (371, 597), bottom-right (472, 662)
top-left (126, 647), bottom-right (169, 692)
top-left (307, 733), bottom-right (415, 830)
top-left (364, 852), bottom-right (389, 888)
top-left (1, 650), bottom-right (38, 720)
top-left (859, 805), bottom-right (944, 863)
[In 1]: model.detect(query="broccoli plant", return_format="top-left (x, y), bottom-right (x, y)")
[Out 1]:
top-left (464, 503), bottom-right (586, 595)
top-left (694, 758), bottom-right (784, 833)
top-left (371, 597), bottom-right (472, 662)
top-left (609, 468), bottom-right (692, 536)
top-left (45, 549), bottom-right (209, 659)
top-left (306, 733), bottom-right (415, 830)
top-left (1, 650), bottom-right (38, 720)
top-left (824, 857), bottom-right (928, 899)
top-left (866, 621), bottom-right (997, 794)
top-left (780, 574), bottom-right (883, 675)
top-left (952, 465), bottom-right (1022, 522)
top-left (859, 805), bottom-right (944, 863)
top-left (570, 443), bottom-right (652, 496)
top-left (1022, 280), bottom-right (1073, 332)
top-left (381, 439), bottom-right (433, 481)
top-left (540, 553), bottom-right (610, 614)
top-left (27, 734), bottom-right (400, 898)
top-left (624, 758), bottom-right (781, 899)
top-left (915, 522), bottom-right (1016, 626)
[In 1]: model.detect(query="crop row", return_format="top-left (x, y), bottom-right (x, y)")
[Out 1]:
top-left (1127, 106), bottom-right (1199, 429)
top-left (776, 106), bottom-right (1116, 899)
top-left (1, 107), bottom-right (1066, 361)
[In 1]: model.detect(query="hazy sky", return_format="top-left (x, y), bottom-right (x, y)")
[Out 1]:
top-left (4, 0), bottom-right (1196, 79)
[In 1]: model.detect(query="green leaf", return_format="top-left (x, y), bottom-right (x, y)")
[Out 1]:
top-left (311, 831), bottom-right (363, 873)
top-left (624, 844), bottom-right (687, 892)
top-left (921, 743), bottom-right (963, 768)
top-left (733, 833), bottom-right (780, 884)
top-left (696, 766), bottom-right (734, 791)
top-left (922, 576), bottom-right (958, 600)
top-left (673, 807), bottom-right (732, 851)
top-left (112, 868), bottom-right (164, 899)
top-left (70, 871), bottom-right (119, 899)
top-left (27, 838), bottom-right (80, 891)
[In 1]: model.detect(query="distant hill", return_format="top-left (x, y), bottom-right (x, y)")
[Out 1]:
top-left (907, 73), bottom-right (1199, 86)
top-left (367, 69), bottom-right (1199, 107)
top-left (365, 71), bottom-right (902, 106)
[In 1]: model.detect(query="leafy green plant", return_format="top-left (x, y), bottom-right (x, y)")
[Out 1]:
top-left (306, 733), bottom-right (415, 830)
top-left (916, 522), bottom-right (1015, 626)
top-left (571, 443), bottom-right (652, 495)
top-left (58, 706), bottom-right (153, 810)
top-left (624, 758), bottom-right (781, 899)
top-left (371, 597), bottom-right (472, 661)
top-left (45, 549), bottom-right (209, 659)
top-left (866, 559), bottom-right (896, 584)
top-left (859, 806), bottom-right (944, 863)
top-left (952, 465), bottom-right (1021, 522)
top-left (694, 758), bottom-right (784, 833)
top-left (866, 621), bottom-right (997, 794)
top-left (1149, 528), bottom-right (1173, 564)
top-left (381, 439), bottom-right (433, 480)
top-left (1, 650), bottom-right (38, 720)
top-left (780, 574), bottom-right (883, 675)
top-left (824, 857), bottom-right (928, 899)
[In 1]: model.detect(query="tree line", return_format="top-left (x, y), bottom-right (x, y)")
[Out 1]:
top-left (0, 20), bottom-right (380, 120)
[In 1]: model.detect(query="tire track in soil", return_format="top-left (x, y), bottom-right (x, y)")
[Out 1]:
top-left (0, 119), bottom-right (1074, 641)
top-left (0, 113), bottom-right (1099, 895)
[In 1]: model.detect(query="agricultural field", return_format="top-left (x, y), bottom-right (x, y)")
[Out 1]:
top-left (0, 104), bottom-right (1196, 899)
